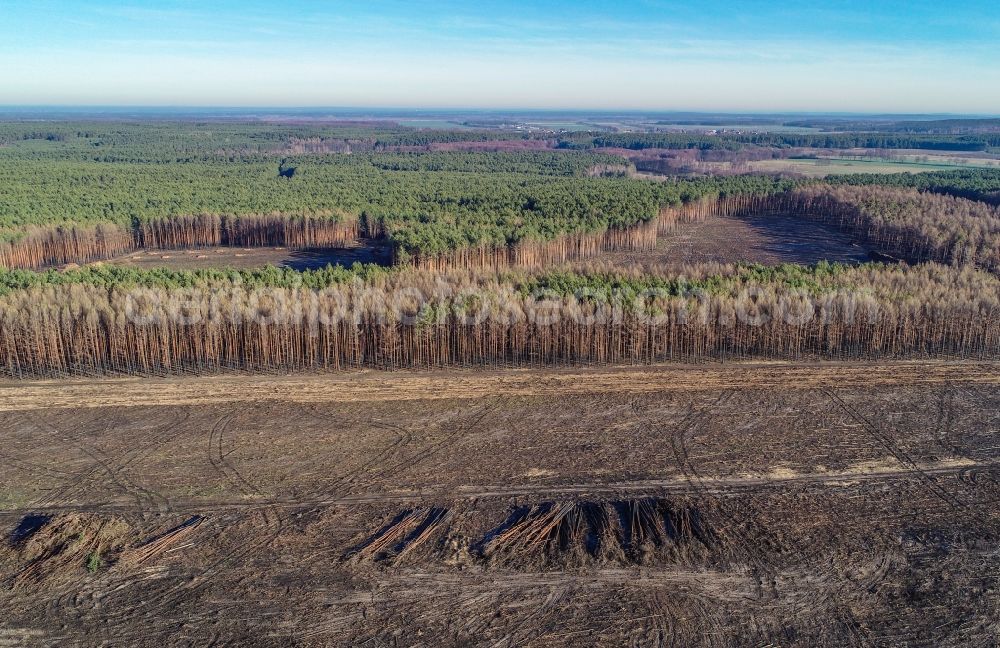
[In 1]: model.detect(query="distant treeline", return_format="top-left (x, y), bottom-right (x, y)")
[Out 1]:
top-left (0, 122), bottom-right (537, 162)
top-left (784, 118), bottom-right (1000, 135)
top-left (561, 132), bottom-right (1000, 152)
top-left (5, 122), bottom-right (1000, 165)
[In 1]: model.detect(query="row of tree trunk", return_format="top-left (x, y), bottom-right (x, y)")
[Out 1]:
top-left (0, 224), bottom-right (136, 270)
top-left (656, 194), bottom-right (769, 234)
top-left (727, 187), bottom-right (1000, 271)
top-left (0, 215), bottom-right (361, 270)
top-left (399, 220), bottom-right (660, 271)
top-left (2, 280), bottom-right (996, 376)
top-left (135, 214), bottom-right (360, 249)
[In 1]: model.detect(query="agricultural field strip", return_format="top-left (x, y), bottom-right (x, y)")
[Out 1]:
top-left (1, 361), bottom-right (996, 412)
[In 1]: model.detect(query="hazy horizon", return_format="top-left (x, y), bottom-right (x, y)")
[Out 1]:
top-left (2, 106), bottom-right (997, 116)
top-left (3, 1), bottom-right (1000, 112)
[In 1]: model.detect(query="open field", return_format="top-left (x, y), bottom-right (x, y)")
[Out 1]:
top-left (2, 361), bottom-right (1000, 646)
top-left (816, 149), bottom-right (1000, 166)
top-left (747, 157), bottom-right (1000, 177)
top-left (652, 123), bottom-right (823, 134)
top-left (393, 120), bottom-right (476, 130)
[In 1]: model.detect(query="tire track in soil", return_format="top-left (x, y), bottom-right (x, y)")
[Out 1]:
top-left (16, 411), bottom-right (111, 509)
top-left (768, 385), bottom-right (991, 647)
top-left (532, 594), bottom-right (643, 647)
top-left (207, 410), bottom-right (259, 497)
top-left (22, 410), bottom-right (149, 510)
top-left (488, 582), bottom-right (574, 648)
top-left (106, 408), bottom-right (193, 514)
top-left (19, 407), bottom-right (188, 515)
top-left (653, 589), bottom-right (725, 648)
top-left (351, 569), bottom-right (756, 646)
top-left (824, 389), bottom-right (971, 513)
top-left (0, 411), bottom-right (75, 479)
top-left (663, 391), bottom-right (776, 585)
top-left (50, 408), bottom-right (194, 518)
top-left (13, 394), bottom-right (992, 644)
top-left (455, 591), bottom-right (503, 638)
top-left (637, 590), bottom-right (677, 648)
top-left (756, 391), bottom-right (887, 645)
top-left (13, 374), bottom-right (1000, 645)
top-left (75, 409), bottom-right (287, 645)
top-left (82, 401), bottom-right (508, 646)
top-left (325, 398), bottom-right (519, 641)
top-left (792, 545), bottom-right (893, 647)
top-left (171, 408), bottom-right (284, 591)
top-left (947, 383), bottom-right (1000, 461)
top-left (665, 389), bottom-right (880, 645)
top-left (637, 390), bottom-right (771, 646)
top-left (958, 466), bottom-right (1000, 486)
top-left (934, 387), bottom-right (957, 455)
top-left (334, 395), bottom-right (512, 498)
top-left (4, 456), bottom-right (995, 532)
top-left (313, 419), bottom-right (413, 496)
top-left (5, 457), bottom-right (995, 527)
top-left (42, 429), bottom-right (195, 621)
top-left (7, 361), bottom-right (997, 412)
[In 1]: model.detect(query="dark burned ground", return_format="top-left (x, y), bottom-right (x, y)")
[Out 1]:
top-left (1, 363), bottom-right (1000, 646)
top-left (94, 239), bottom-right (392, 271)
top-left (596, 212), bottom-right (873, 269)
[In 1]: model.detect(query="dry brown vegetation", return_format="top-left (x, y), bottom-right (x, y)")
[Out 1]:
top-left (0, 224), bottom-right (136, 270)
top-left (476, 499), bottom-right (715, 568)
top-left (400, 195), bottom-right (778, 271)
top-left (740, 186), bottom-right (1000, 271)
top-left (348, 498), bottom-right (719, 569)
top-left (2, 263), bottom-right (999, 376)
top-left (2, 184), bottom-right (998, 377)
top-left (7, 514), bottom-right (131, 589)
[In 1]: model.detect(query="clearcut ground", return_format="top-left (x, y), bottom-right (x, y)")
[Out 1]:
top-left (1, 361), bottom-right (999, 646)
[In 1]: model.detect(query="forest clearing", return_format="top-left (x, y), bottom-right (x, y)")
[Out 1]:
top-left (2, 361), bottom-right (999, 646)
top-left (2, 117), bottom-right (1000, 646)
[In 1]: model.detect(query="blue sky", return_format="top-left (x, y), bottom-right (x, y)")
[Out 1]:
top-left (2, 0), bottom-right (998, 111)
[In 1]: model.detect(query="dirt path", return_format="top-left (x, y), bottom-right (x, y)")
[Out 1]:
top-left (2, 360), bottom-right (996, 411)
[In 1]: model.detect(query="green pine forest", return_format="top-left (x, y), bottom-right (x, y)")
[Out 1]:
top-left (2, 121), bottom-right (1000, 373)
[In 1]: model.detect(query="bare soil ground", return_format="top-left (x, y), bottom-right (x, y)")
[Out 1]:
top-left (1, 361), bottom-right (999, 646)
top-left (593, 212), bottom-right (872, 270)
top-left (94, 240), bottom-right (392, 272)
